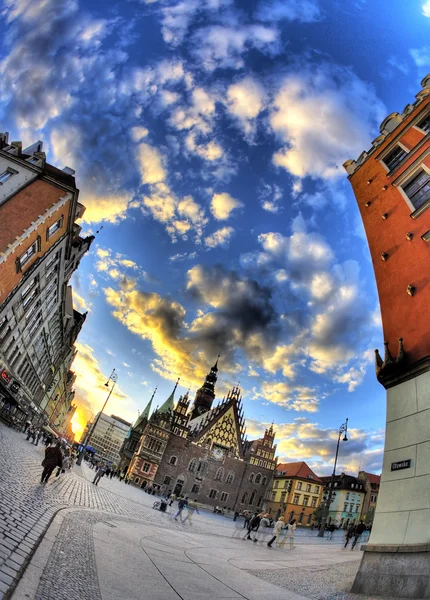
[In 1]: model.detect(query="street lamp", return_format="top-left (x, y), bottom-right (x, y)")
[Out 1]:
top-left (317, 418), bottom-right (348, 538)
top-left (76, 369), bottom-right (118, 466)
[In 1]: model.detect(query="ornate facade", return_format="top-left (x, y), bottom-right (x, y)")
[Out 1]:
top-left (122, 360), bottom-right (277, 511)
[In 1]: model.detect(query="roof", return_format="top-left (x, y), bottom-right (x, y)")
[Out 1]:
top-left (362, 472), bottom-right (381, 485)
top-left (276, 461), bottom-right (322, 482)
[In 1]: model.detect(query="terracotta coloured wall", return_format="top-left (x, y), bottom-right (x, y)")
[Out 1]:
top-left (349, 97), bottom-right (430, 365)
top-left (0, 179), bottom-right (72, 304)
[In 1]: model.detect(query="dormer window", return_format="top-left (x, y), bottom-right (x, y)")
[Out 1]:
top-left (383, 145), bottom-right (407, 171)
top-left (417, 114), bottom-right (430, 133)
top-left (0, 167), bottom-right (18, 184)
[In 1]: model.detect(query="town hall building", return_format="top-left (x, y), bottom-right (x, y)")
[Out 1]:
top-left (119, 359), bottom-right (277, 512)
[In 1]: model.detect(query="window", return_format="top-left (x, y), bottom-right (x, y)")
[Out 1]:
top-left (226, 471), bottom-right (234, 484)
top-left (303, 496), bottom-right (309, 506)
top-left (191, 484), bottom-right (200, 494)
top-left (257, 496), bottom-right (263, 507)
top-left (249, 473), bottom-right (255, 483)
top-left (296, 482), bottom-right (302, 490)
top-left (143, 462), bottom-right (150, 472)
top-left (383, 145), bottom-right (407, 171)
top-left (215, 467), bottom-right (224, 481)
top-left (350, 503), bottom-right (354, 513)
top-left (255, 473), bottom-right (261, 484)
top-left (164, 476), bottom-right (172, 485)
top-left (346, 492), bottom-right (350, 500)
top-left (280, 492), bottom-right (286, 503)
top-left (293, 494), bottom-right (300, 504)
top-left (314, 486), bottom-right (319, 493)
top-left (403, 169), bottom-right (430, 210)
top-left (169, 456), bottom-right (177, 465)
top-left (209, 489), bottom-right (217, 499)
top-left (241, 492), bottom-right (248, 504)
top-left (298, 512), bottom-right (304, 524)
top-left (45, 252), bottom-right (59, 271)
top-left (220, 492), bottom-right (228, 502)
top-left (19, 241), bottom-right (38, 268)
top-left (274, 480), bottom-right (279, 488)
top-left (46, 218), bottom-right (62, 240)
top-left (356, 504), bottom-right (360, 513)
top-left (196, 461), bottom-right (207, 476)
top-left (250, 490), bottom-right (256, 505)
top-left (0, 167), bottom-right (18, 184)
top-left (311, 497), bottom-right (317, 508)
top-left (262, 477), bottom-right (267, 486)
top-left (25, 300), bottom-right (41, 322)
top-left (417, 114), bottom-right (430, 133)
top-left (344, 503), bottom-right (349, 512)
top-left (306, 484), bottom-right (311, 492)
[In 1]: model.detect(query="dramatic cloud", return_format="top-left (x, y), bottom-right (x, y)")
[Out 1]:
top-left (270, 63), bottom-right (385, 179)
top-left (211, 192), bottom-right (244, 220)
top-left (255, 0), bottom-right (321, 23)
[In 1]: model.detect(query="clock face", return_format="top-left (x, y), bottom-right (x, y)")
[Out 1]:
top-left (212, 447), bottom-right (225, 460)
top-left (197, 405), bottom-right (207, 415)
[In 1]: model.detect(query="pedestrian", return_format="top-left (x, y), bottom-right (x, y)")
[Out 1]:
top-left (26, 426), bottom-right (34, 441)
top-left (245, 512), bottom-right (262, 542)
top-left (41, 441), bottom-right (63, 483)
top-left (351, 521), bottom-right (366, 550)
top-left (35, 429), bottom-right (43, 447)
top-left (56, 451), bottom-right (71, 477)
top-left (93, 463), bottom-right (106, 485)
top-left (109, 469), bottom-right (114, 479)
top-left (344, 523), bottom-right (355, 548)
top-left (328, 522), bottom-right (336, 540)
top-left (181, 499), bottom-right (200, 525)
top-left (119, 472), bottom-right (125, 482)
top-left (233, 510), bottom-right (239, 521)
top-left (243, 510), bottom-right (251, 529)
top-left (257, 513), bottom-right (272, 544)
top-left (280, 518), bottom-right (296, 549)
top-left (174, 497), bottom-right (187, 521)
top-left (267, 516), bottom-right (285, 547)
top-left (24, 420), bottom-right (31, 434)
top-left (169, 493), bottom-right (176, 506)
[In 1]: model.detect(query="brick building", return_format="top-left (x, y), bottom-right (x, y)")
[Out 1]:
top-left (124, 360), bottom-right (277, 511)
top-left (358, 471), bottom-right (380, 524)
top-left (0, 132), bottom-right (93, 431)
top-left (267, 461), bottom-right (323, 526)
top-left (344, 73), bottom-right (430, 597)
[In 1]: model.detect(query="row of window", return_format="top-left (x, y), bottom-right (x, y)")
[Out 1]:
top-left (16, 219), bottom-right (63, 271)
top-left (292, 494), bottom-right (318, 507)
top-left (249, 472), bottom-right (267, 485)
top-left (274, 480), bottom-right (320, 493)
top-left (343, 503), bottom-right (361, 513)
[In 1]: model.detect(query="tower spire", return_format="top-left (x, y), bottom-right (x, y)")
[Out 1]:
top-left (159, 378), bottom-right (180, 414)
top-left (190, 358), bottom-right (220, 420)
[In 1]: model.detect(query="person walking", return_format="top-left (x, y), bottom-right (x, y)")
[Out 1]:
top-left (283, 518), bottom-right (296, 549)
top-left (351, 521), bottom-right (366, 549)
top-left (93, 463), bottom-right (106, 486)
top-left (41, 441), bottom-right (63, 484)
top-left (344, 523), bottom-right (356, 548)
top-left (181, 499), bottom-right (199, 525)
top-left (328, 522), bottom-right (336, 540)
top-left (169, 493), bottom-right (176, 507)
top-left (243, 510), bottom-right (251, 529)
top-left (257, 513), bottom-right (272, 544)
top-left (174, 497), bottom-right (188, 521)
top-left (35, 429), bottom-right (43, 447)
top-left (56, 451), bottom-right (71, 477)
top-left (26, 426), bottom-right (34, 441)
top-left (267, 516), bottom-right (285, 547)
top-left (245, 512), bottom-right (262, 542)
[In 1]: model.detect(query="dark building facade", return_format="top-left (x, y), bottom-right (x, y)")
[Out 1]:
top-left (124, 360), bottom-right (277, 511)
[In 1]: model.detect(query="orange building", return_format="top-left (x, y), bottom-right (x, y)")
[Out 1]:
top-left (267, 461), bottom-right (323, 526)
top-left (344, 73), bottom-right (430, 598)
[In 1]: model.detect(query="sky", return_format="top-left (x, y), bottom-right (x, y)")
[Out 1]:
top-left (0, 0), bottom-right (429, 476)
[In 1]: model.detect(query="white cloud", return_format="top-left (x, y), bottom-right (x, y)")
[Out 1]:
top-left (191, 24), bottom-right (279, 71)
top-left (211, 192), bottom-right (244, 220)
top-left (130, 126), bottom-right (149, 142)
top-left (138, 143), bottom-right (167, 185)
top-left (226, 76), bottom-right (266, 137)
top-left (270, 63), bottom-right (385, 179)
top-left (255, 0), bottom-right (321, 23)
top-left (410, 46), bottom-right (430, 68)
top-left (422, 0), bottom-right (430, 17)
top-left (259, 183), bottom-right (283, 213)
top-left (205, 226), bottom-right (235, 248)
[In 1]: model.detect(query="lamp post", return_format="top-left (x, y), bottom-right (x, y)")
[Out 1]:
top-left (76, 369), bottom-right (118, 466)
top-left (317, 418), bottom-right (348, 538)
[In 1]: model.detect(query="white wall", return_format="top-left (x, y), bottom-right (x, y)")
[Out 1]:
top-left (370, 371), bottom-right (430, 545)
top-left (0, 155), bottom-right (37, 205)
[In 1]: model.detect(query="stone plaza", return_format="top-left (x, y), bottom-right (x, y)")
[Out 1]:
top-left (0, 423), bottom-right (371, 600)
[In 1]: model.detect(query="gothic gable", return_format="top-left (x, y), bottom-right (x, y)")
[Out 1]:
top-left (193, 394), bottom-right (245, 459)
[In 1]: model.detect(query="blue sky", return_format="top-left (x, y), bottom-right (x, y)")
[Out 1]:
top-left (1, 0), bottom-right (429, 474)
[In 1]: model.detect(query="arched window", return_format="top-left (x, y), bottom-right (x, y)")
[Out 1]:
top-left (169, 456), bottom-right (177, 465)
top-left (197, 461), bottom-right (207, 476)
top-left (241, 492), bottom-right (248, 504)
top-left (257, 496), bottom-right (263, 507)
top-left (262, 476), bottom-right (267, 486)
top-left (255, 473), bottom-right (261, 484)
top-left (250, 490), bottom-right (257, 505)
top-left (226, 471), bottom-right (234, 484)
top-left (249, 473), bottom-right (255, 483)
top-left (215, 467), bottom-right (224, 481)
top-left (188, 459), bottom-right (197, 472)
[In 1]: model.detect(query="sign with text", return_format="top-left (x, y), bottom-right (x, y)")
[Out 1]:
top-left (391, 459), bottom-right (411, 471)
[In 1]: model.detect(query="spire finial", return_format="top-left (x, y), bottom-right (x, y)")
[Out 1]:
top-left (212, 355), bottom-right (220, 372)
top-left (174, 377), bottom-right (180, 392)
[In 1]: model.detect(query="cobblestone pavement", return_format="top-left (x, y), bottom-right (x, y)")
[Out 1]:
top-left (0, 424), bottom-right (363, 600)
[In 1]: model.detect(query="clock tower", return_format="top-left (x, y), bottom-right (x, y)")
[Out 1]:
top-left (189, 356), bottom-right (219, 420)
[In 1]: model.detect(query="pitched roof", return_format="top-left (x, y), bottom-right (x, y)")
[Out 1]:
top-left (276, 461), bottom-right (322, 482)
top-left (362, 472), bottom-right (381, 484)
